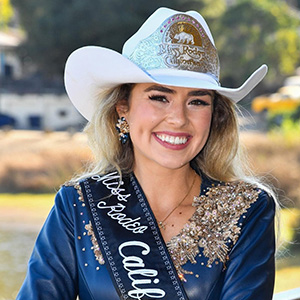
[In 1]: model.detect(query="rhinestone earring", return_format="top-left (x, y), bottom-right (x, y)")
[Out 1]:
top-left (116, 117), bottom-right (130, 144)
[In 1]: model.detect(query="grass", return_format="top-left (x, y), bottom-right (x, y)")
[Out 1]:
top-left (275, 208), bottom-right (300, 293)
top-left (0, 193), bottom-right (55, 208)
top-left (240, 132), bottom-right (300, 209)
top-left (277, 208), bottom-right (300, 247)
top-left (275, 266), bottom-right (300, 293)
top-left (0, 193), bottom-right (54, 228)
top-left (0, 130), bottom-right (92, 193)
top-left (269, 119), bottom-right (300, 147)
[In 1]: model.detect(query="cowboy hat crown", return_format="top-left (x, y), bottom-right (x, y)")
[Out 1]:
top-left (65, 7), bottom-right (267, 121)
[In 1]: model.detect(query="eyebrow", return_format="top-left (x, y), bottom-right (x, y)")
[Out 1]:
top-left (188, 90), bottom-right (214, 97)
top-left (144, 85), bottom-right (175, 94)
top-left (144, 85), bottom-right (213, 97)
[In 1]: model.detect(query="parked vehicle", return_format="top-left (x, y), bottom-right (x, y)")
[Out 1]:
top-left (283, 75), bottom-right (300, 87)
top-left (252, 79), bottom-right (300, 114)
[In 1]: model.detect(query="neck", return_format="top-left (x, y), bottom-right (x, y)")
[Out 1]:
top-left (133, 163), bottom-right (199, 210)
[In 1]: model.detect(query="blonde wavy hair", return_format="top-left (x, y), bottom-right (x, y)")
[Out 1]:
top-left (79, 83), bottom-right (253, 183)
top-left (74, 83), bottom-right (280, 244)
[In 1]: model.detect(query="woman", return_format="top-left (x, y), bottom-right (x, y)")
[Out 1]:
top-left (17, 7), bottom-right (276, 300)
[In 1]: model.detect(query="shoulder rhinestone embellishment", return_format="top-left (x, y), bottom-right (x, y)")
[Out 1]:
top-left (167, 181), bottom-right (259, 277)
top-left (85, 221), bottom-right (105, 265)
top-left (63, 181), bottom-right (84, 202)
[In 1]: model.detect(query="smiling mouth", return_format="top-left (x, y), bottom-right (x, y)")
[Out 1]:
top-left (155, 133), bottom-right (189, 145)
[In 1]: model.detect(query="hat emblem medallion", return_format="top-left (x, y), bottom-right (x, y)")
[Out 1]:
top-left (128, 14), bottom-right (220, 80)
top-left (158, 16), bottom-right (205, 70)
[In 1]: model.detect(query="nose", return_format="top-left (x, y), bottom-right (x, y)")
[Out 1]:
top-left (166, 102), bottom-right (188, 127)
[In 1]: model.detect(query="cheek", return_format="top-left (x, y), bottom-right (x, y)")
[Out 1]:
top-left (196, 110), bottom-right (213, 131)
top-left (193, 112), bottom-right (213, 148)
top-left (127, 104), bottom-right (161, 128)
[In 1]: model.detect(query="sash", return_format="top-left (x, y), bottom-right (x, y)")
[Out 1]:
top-left (80, 171), bottom-right (189, 300)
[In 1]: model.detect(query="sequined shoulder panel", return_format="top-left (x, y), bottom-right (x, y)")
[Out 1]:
top-left (63, 181), bottom-right (84, 202)
top-left (85, 221), bottom-right (105, 265)
top-left (63, 181), bottom-right (105, 265)
top-left (63, 180), bottom-right (260, 277)
top-left (167, 181), bottom-right (260, 276)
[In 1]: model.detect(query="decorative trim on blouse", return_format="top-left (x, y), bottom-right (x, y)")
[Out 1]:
top-left (63, 180), bottom-right (260, 278)
top-left (64, 181), bottom-right (84, 202)
top-left (85, 221), bottom-right (105, 265)
top-left (167, 181), bottom-right (260, 276)
top-left (63, 181), bottom-right (104, 265)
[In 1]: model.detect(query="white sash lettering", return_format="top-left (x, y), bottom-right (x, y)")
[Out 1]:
top-left (92, 172), bottom-right (148, 233)
top-left (119, 241), bottom-right (166, 299)
top-left (97, 201), bottom-right (148, 234)
top-left (92, 172), bottom-right (131, 202)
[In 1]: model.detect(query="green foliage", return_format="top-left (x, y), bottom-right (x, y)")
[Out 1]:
top-left (0, 0), bottom-right (13, 28)
top-left (0, 193), bottom-right (54, 210)
top-left (277, 208), bottom-right (300, 248)
top-left (215, 0), bottom-right (300, 87)
top-left (10, 0), bottom-right (300, 83)
top-left (196, 0), bottom-right (226, 19)
top-left (269, 115), bottom-right (300, 146)
top-left (11, 0), bottom-right (221, 76)
top-left (275, 207), bottom-right (300, 293)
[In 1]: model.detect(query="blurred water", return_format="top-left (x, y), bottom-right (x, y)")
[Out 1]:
top-left (0, 228), bottom-right (38, 300)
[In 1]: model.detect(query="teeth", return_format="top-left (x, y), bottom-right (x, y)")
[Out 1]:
top-left (156, 134), bottom-right (188, 145)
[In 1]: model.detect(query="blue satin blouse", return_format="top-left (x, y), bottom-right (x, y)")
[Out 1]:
top-left (17, 176), bottom-right (275, 300)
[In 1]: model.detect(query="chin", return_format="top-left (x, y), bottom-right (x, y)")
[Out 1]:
top-left (157, 160), bottom-right (191, 170)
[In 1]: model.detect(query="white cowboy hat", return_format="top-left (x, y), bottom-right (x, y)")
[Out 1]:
top-left (64, 7), bottom-right (267, 121)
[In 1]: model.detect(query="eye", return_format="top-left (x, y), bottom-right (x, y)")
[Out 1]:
top-left (148, 95), bottom-right (169, 103)
top-left (189, 99), bottom-right (211, 106)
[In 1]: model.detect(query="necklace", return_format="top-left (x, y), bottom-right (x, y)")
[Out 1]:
top-left (158, 172), bottom-right (197, 230)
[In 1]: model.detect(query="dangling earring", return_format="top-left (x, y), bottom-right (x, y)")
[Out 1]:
top-left (116, 117), bottom-right (130, 144)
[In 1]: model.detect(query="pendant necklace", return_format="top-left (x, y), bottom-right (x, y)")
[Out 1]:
top-left (158, 172), bottom-right (197, 230)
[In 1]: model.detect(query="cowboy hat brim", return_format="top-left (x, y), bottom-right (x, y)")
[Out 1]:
top-left (65, 46), bottom-right (267, 121)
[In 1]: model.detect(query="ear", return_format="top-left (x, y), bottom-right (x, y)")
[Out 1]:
top-left (115, 99), bottom-right (129, 118)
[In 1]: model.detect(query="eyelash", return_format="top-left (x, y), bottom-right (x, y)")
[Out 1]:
top-left (149, 95), bottom-right (168, 102)
top-left (189, 99), bottom-right (210, 106)
top-left (148, 95), bottom-right (210, 106)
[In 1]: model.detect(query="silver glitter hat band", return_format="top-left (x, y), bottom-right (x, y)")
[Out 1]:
top-left (127, 13), bottom-right (220, 84)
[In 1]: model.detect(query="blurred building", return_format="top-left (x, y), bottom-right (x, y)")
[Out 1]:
top-left (0, 93), bottom-right (86, 131)
top-left (0, 30), bottom-right (23, 80)
top-left (0, 31), bottom-right (86, 131)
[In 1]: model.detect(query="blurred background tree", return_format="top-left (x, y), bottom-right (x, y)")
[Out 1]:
top-left (9, 0), bottom-right (300, 89)
top-left (0, 0), bottom-right (13, 28)
top-left (215, 0), bottom-right (300, 89)
top-left (10, 0), bottom-right (225, 77)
